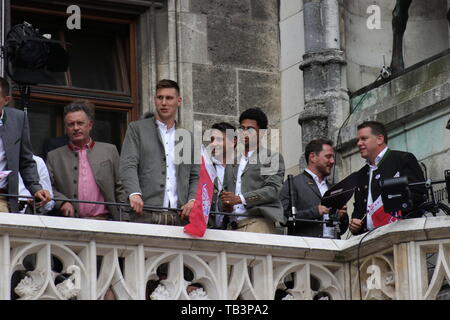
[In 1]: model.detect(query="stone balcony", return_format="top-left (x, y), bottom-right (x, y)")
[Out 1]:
top-left (1, 213), bottom-right (450, 300)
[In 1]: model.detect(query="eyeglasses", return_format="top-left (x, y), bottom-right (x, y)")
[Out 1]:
top-left (238, 126), bottom-right (257, 134)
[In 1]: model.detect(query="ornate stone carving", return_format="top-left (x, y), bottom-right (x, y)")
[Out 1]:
top-left (150, 284), bottom-right (171, 300)
top-left (56, 265), bottom-right (81, 300)
top-left (15, 273), bottom-right (44, 299)
top-left (188, 287), bottom-right (208, 300)
top-left (354, 254), bottom-right (396, 300)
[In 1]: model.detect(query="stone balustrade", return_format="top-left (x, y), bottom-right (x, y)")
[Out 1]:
top-left (1, 213), bottom-right (449, 300)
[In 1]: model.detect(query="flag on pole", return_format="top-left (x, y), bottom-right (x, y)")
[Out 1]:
top-left (184, 145), bottom-right (217, 237)
top-left (368, 195), bottom-right (402, 228)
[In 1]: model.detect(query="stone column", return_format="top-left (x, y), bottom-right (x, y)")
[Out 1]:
top-left (0, 0), bottom-right (10, 78)
top-left (298, 0), bottom-right (348, 168)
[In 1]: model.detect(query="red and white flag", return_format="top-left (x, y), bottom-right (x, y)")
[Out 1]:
top-left (184, 145), bottom-right (217, 237)
top-left (368, 195), bottom-right (402, 228)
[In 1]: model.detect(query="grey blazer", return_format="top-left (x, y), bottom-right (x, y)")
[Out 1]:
top-left (223, 148), bottom-right (286, 224)
top-left (47, 141), bottom-right (126, 220)
top-left (280, 171), bottom-right (348, 238)
top-left (0, 107), bottom-right (41, 212)
top-left (119, 115), bottom-right (199, 208)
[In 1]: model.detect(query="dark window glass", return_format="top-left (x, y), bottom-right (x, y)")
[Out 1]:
top-left (65, 20), bottom-right (130, 92)
top-left (25, 100), bottom-right (62, 157)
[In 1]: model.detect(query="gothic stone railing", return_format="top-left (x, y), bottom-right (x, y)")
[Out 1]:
top-left (0, 213), bottom-right (450, 300)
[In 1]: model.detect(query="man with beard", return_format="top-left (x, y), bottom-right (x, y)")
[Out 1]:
top-left (280, 138), bottom-right (349, 238)
top-left (220, 108), bottom-right (285, 234)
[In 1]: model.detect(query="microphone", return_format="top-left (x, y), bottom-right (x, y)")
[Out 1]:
top-left (287, 175), bottom-right (296, 226)
top-left (445, 170), bottom-right (450, 200)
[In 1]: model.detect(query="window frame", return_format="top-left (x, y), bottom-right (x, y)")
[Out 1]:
top-left (10, 4), bottom-right (140, 123)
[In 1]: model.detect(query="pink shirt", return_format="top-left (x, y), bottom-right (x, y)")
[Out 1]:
top-left (69, 141), bottom-right (109, 218)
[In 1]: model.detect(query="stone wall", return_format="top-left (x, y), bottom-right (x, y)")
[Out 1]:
top-left (279, 0), bottom-right (304, 176)
top-left (337, 52), bottom-right (450, 201)
top-left (344, 0), bottom-right (450, 93)
top-left (175, 0), bottom-right (281, 142)
top-left (278, 0), bottom-right (450, 179)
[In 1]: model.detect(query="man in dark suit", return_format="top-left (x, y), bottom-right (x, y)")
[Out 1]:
top-left (0, 77), bottom-right (51, 213)
top-left (349, 121), bottom-right (427, 235)
top-left (280, 138), bottom-right (349, 238)
top-left (47, 99), bottom-right (125, 221)
top-left (220, 108), bottom-right (285, 234)
top-left (119, 79), bottom-right (199, 225)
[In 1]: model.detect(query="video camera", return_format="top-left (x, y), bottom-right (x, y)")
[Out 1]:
top-left (379, 170), bottom-right (450, 216)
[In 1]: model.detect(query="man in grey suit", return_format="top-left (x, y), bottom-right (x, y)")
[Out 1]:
top-left (119, 79), bottom-right (199, 225)
top-left (0, 77), bottom-right (51, 213)
top-left (220, 108), bottom-right (285, 234)
top-left (280, 138), bottom-right (349, 238)
top-left (47, 100), bottom-right (125, 221)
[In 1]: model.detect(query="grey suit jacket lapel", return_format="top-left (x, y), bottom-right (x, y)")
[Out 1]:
top-left (1, 109), bottom-right (17, 162)
top-left (303, 171), bottom-right (322, 199)
top-left (153, 118), bottom-right (165, 149)
top-left (240, 149), bottom-right (258, 176)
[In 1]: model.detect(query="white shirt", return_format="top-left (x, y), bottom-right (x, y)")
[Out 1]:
top-left (18, 155), bottom-right (55, 213)
top-left (157, 120), bottom-right (178, 208)
top-left (305, 169), bottom-right (328, 197)
top-left (232, 151), bottom-right (254, 221)
top-left (366, 147), bottom-right (389, 231)
top-left (305, 168), bottom-right (334, 238)
top-left (0, 110), bottom-right (8, 189)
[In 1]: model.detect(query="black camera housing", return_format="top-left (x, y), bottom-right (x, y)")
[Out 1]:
top-left (379, 176), bottom-right (413, 213)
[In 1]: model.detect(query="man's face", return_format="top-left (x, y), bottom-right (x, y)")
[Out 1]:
top-left (356, 127), bottom-right (384, 161)
top-left (310, 144), bottom-right (335, 177)
top-left (0, 88), bottom-right (11, 109)
top-left (65, 110), bottom-right (93, 146)
top-left (210, 128), bottom-right (235, 163)
top-left (154, 88), bottom-right (181, 122)
top-left (239, 119), bottom-right (259, 150)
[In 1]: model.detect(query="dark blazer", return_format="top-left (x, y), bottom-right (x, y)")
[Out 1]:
top-left (351, 149), bottom-right (427, 235)
top-left (0, 107), bottom-right (42, 212)
top-left (280, 171), bottom-right (349, 238)
top-left (119, 115), bottom-right (199, 208)
top-left (222, 147), bottom-right (286, 224)
top-left (47, 142), bottom-right (126, 220)
top-left (208, 173), bottom-right (224, 229)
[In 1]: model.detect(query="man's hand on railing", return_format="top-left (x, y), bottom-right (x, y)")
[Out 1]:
top-left (129, 194), bottom-right (144, 215)
top-left (180, 199), bottom-right (195, 220)
top-left (34, 189), bottom-right (52, 208)
top-left (60, 202), bottom-right (75, 217)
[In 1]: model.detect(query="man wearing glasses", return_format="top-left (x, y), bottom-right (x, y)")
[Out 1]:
top-left (220, 108), bottom-right (285, 234)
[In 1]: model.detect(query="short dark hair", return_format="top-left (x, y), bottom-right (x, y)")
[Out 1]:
top-left (357, 121), bottom-right (388, 144)
top-left (239, 108), bottom-right (268, 129)
top-left (0, 77), bottom-right (10, 97)
top-left (211, 122), bottom-right (236, 133)
top-left (212, 122), bottom-right (236, 141)
top-left (304, 138), bottom-right (334, 164)
top-left (64, 99), bottom-right (95, 122)
top-left (156, 79), bottom-right (180, 95)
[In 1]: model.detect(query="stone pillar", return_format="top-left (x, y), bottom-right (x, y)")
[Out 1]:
top-left (298, 0), bottom-right (347, 168)
top-left (0, 0), bottom-right (10, 78)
